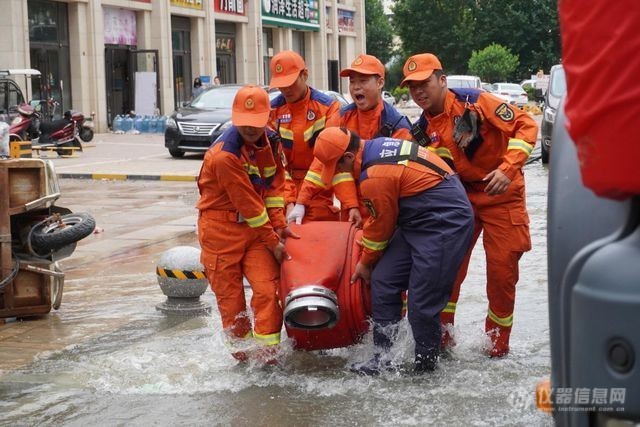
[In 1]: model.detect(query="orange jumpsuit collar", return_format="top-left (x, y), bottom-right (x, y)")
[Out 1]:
top-left (425, 90), bottom-right (456, 121)
top-left (287, 86), bottom-right (311, 113)
top-left (357, 101), bottom-right (384, 123)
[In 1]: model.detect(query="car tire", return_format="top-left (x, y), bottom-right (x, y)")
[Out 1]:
top-left (541, 143), bottom-right (550, 164)
top-left (169, 148), bottom-right (185, 158)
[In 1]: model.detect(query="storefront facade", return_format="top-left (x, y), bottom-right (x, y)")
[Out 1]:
top-left (0, 0), bottom-right (364, 133)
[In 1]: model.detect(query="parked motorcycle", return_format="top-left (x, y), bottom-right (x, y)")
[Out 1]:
top-left (9, 103), bottom-right (84, 156)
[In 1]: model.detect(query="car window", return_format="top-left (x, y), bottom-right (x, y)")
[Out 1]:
top-left (550, 68), bottom-right (567, 97)
top-left (190, 86), bottom-right (241, 109)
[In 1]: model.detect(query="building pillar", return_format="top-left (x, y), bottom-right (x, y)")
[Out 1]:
top-left (242, 0), bottom-right (262, 85)
top-left (1, 0), bottom-right (30, 95)
top-left (86, 0), bottom-right (108, 133)
top-left (150, 0), bottom-right (173, 116)
top-left (202, 0), bottom-right (217, 79)
top-left (67, 3), bottom-right (91, 121)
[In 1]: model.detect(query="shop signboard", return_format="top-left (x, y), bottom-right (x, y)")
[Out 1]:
top-left (262, 0), bottom-right (320, 31)
top-left (170, 0), bottom-right (203, 10)
top-left (337, 9), bottom-right (355, 33)
top-left (214, 0), bottom-right (245, 15)
top-left (103, 8), bottom-right (137, 46)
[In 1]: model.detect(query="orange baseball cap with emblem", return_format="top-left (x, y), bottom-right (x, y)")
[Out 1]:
top-left (340, 54), bottom-right (385, 78)
top-left (314, 127), bottom-right (354, 186)
top-left (400, 53), bottom-right (443, 87)
top-left (232, 85), bottom-right (271, 128)
top-left (269, 50), bottom-right (306, 88)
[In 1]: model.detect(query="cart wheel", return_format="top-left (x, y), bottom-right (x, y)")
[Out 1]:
top-left (51, 262), bottom-right (64, 310)
top-left (31, 212), bottom-right (96, 253)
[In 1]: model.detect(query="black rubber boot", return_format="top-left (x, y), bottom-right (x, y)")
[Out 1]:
top-left (350, 353), bottom-right (393, 376)
top-left (414, 351), bottom-right (438, 374)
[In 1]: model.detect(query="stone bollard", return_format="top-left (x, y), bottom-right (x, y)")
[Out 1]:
top-left (155, 246), bottom-right (211, 316)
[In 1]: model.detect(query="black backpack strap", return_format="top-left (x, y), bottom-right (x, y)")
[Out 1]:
top-left (375, 115), bottom-right (405, 138)
top-left (363, 142), bottom-right (450, 178)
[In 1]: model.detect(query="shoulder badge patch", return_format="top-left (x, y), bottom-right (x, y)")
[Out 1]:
top-left (363, 198), bottom-right (377, 219)
top-left (495, 103), bottom-right (515, 122)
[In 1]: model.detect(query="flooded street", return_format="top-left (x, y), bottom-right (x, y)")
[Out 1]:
top-left (0, 159), bottom-right (552, 426)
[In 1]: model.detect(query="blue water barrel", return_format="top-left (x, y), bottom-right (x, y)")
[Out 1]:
top-left (158, 116), bottom-right (167, 133)
top-left (149, 116), bottom-right (158, 133)
top-left (134, 116), bottom-right (144, 132)
top-left (142, 116), bottom-right (150, 133)
top-left (122, 116), bottom-right (133, 132)
top-left (113, 115), bottom-right (122, 133)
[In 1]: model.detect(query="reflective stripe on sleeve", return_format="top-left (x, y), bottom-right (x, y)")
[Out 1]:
top-left (245, 208), bottom-right (270, 228)
top-left (304, 170), bottom-right (326, 188)
top-left (264, 197), bottom-right (285, 208)
top-left (244, 163), bottom-right (260, 176)
top-left (332, 172), bottom-right (354, 186)
top-left (507, 138), bottom-right (534, 156)
top-left (263, 165), bottom-right (276, 178)
top-left (285, 171), bottom-right (293, 180)
top-left (361, 236), bottom-right (388, 251)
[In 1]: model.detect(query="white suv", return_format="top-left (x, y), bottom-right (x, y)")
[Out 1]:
top-left (446, 75), bottom-right (482, 89)
top-left (382, 91), bottom-right (396, 105)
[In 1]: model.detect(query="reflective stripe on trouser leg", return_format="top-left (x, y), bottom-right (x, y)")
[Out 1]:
top-left (370, 177), bottom-right (474, 357)
top-left (243, 237), bottom-right (283, 343)
top-left (371, 228), bottom-right (413, 349)
top-left (198, 217), bottom-right (253, 340)
top-left (397, 177), bottom-right (474, 358)
top-left (482, 215), bottom-right (524, 337)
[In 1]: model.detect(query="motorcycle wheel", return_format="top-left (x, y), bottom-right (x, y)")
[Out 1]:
top-left (31, 212), bottom-right (96, 254)
top-left (80, 127), bottom-right (94, 142)
top-left (56, 139), bottom-right (83, 156)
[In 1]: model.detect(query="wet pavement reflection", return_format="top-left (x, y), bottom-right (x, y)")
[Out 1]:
top-left (0, 159), bottom-right (553, 425)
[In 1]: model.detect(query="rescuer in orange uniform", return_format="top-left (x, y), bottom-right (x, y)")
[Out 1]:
top-left (290, 54), bottom-right (414, 226)
top-left (401, 53), bottom-right (538, 357)
top-left (197, 85), bottom-right (298, 364)
top-left (312, 127), bottom-right (473, 374)
top-left (269, 50), bottom-right (342, 224)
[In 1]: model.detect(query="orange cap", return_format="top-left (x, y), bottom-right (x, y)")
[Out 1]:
top-left (340, 54), bottom-right (385, 78)
top-left (232, 85), bottom-right (271, 128)
top-left (269, 50), bottom-right (306, 88)
top-left (400, 53), bottom-right (443, 87)
top-left (314, 127), bottom-right (353, 186)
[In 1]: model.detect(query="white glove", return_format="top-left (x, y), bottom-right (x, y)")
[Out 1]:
top-left (287, 203), bottom-right (306, 225)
